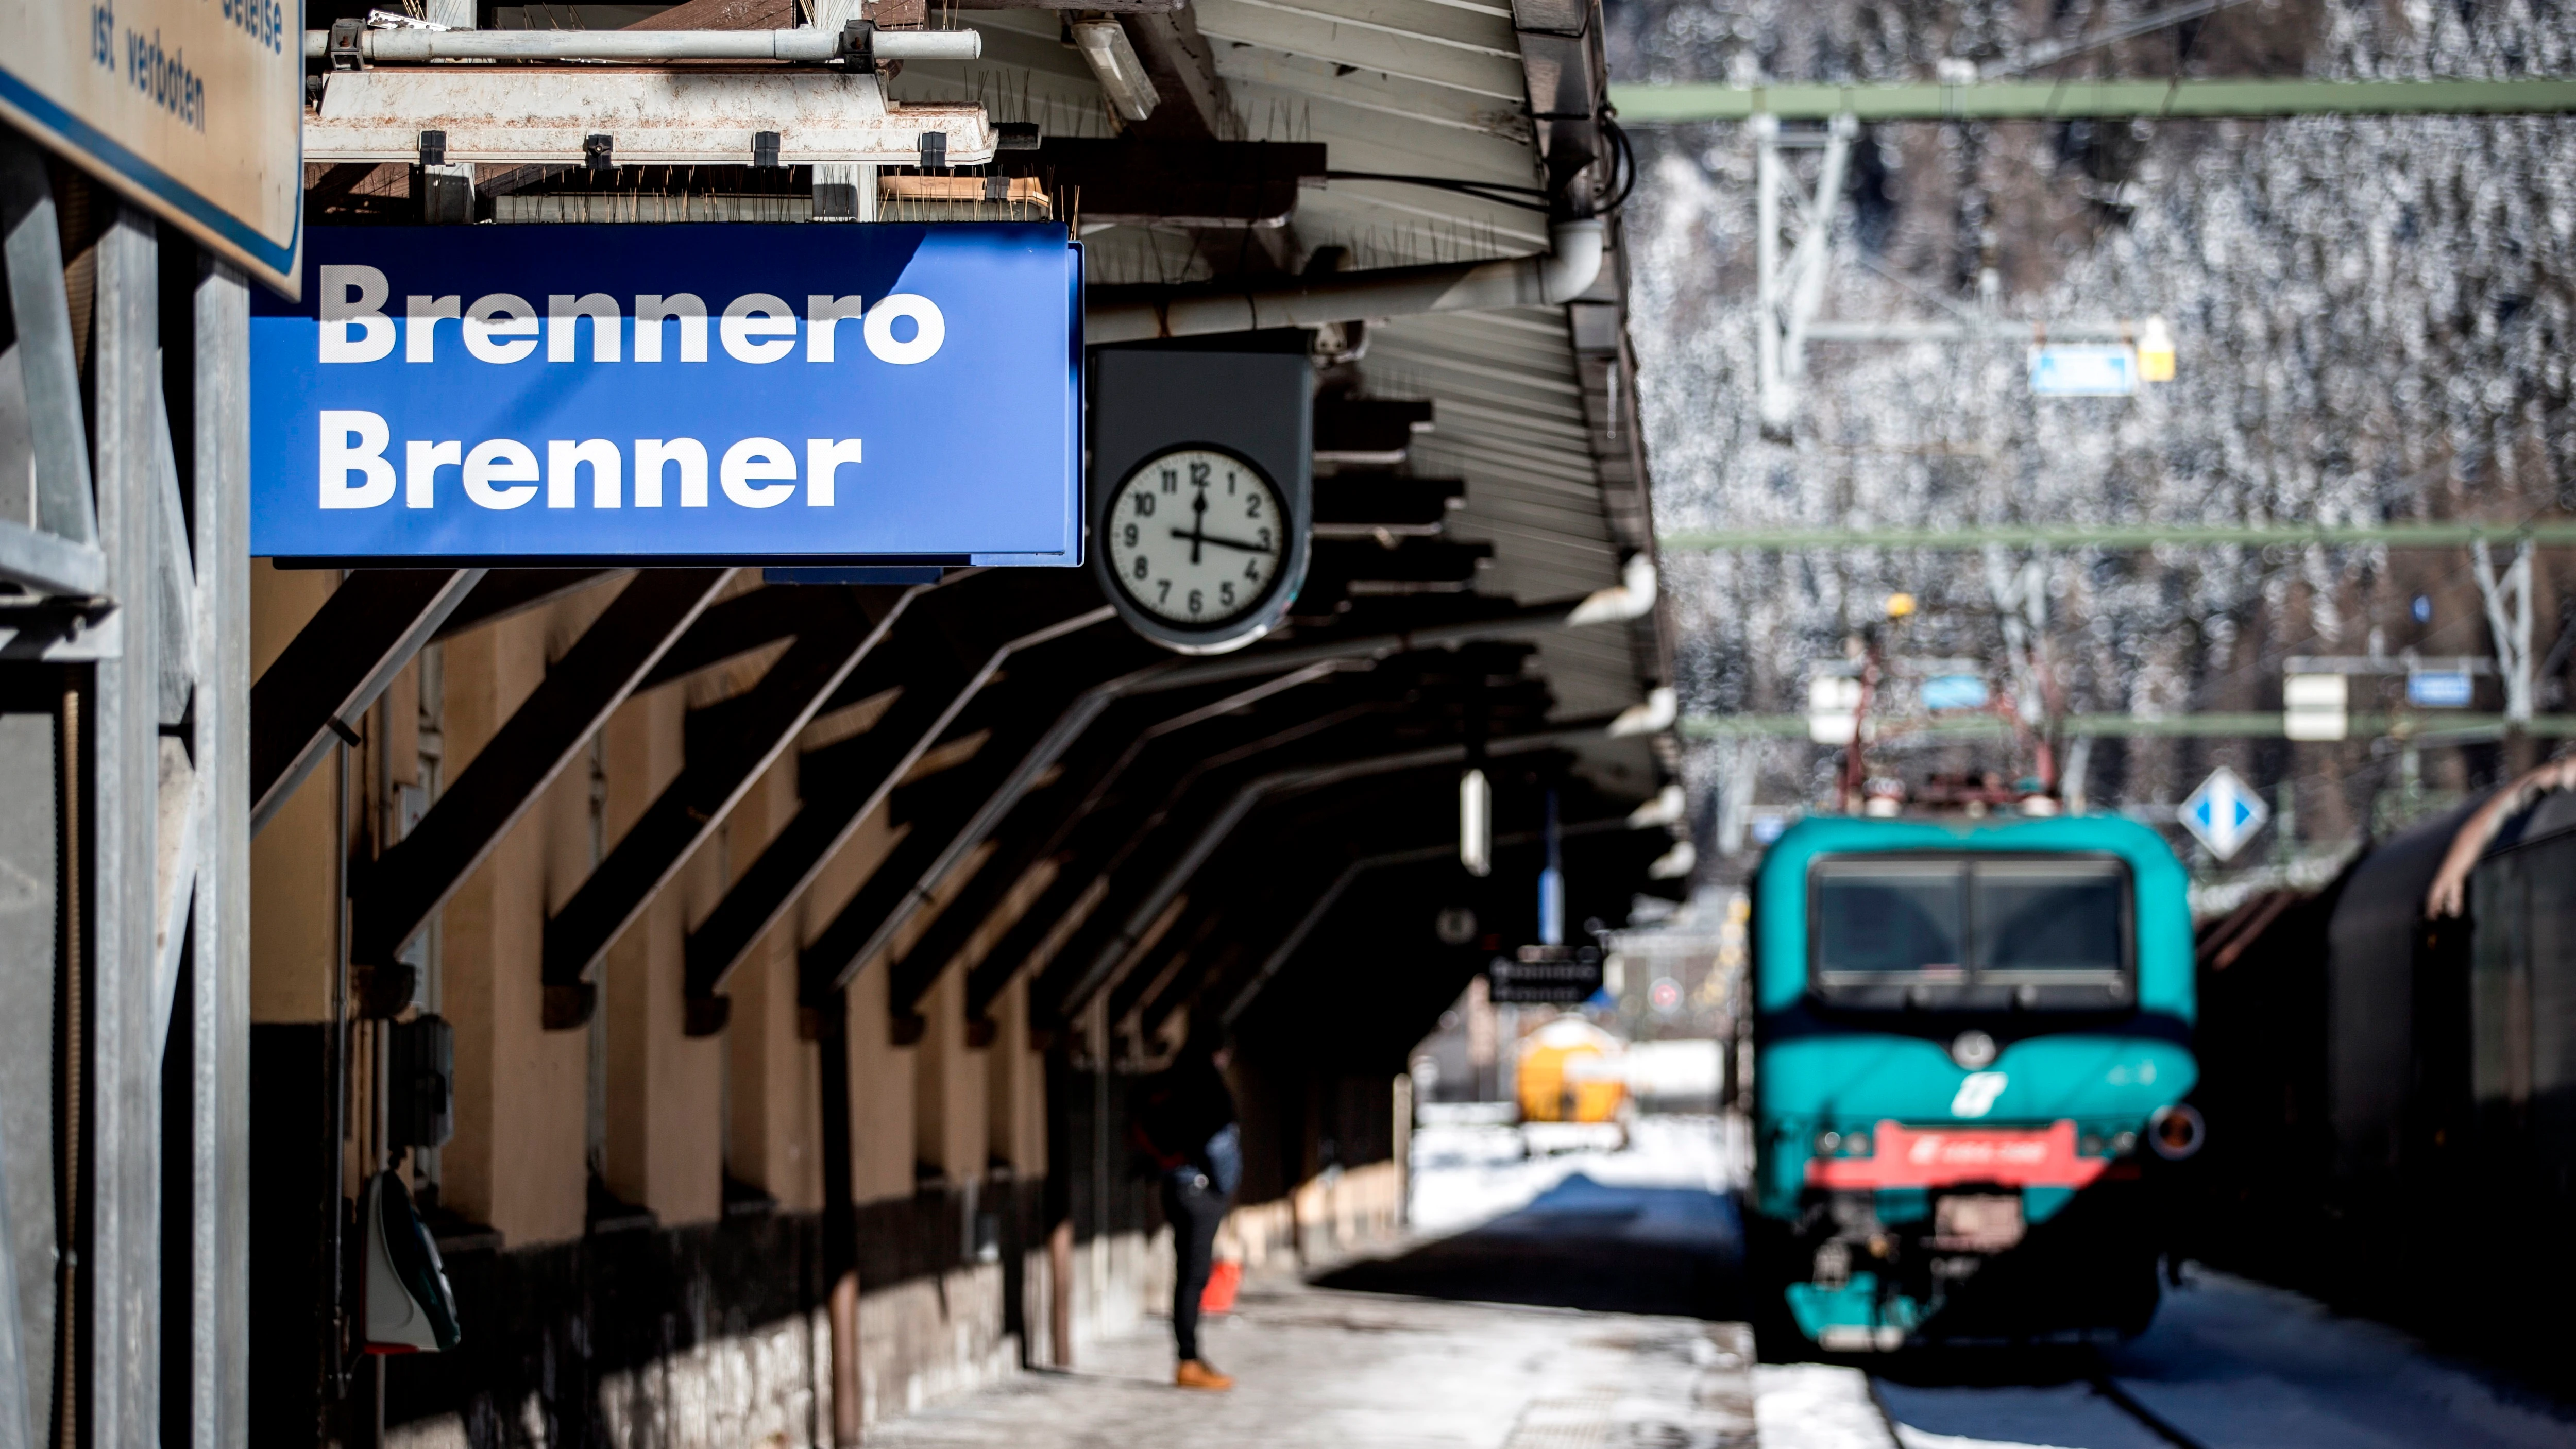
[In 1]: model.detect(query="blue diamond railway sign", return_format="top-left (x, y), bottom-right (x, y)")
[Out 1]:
top-left (2180, 765), bottom-right (2268, 861)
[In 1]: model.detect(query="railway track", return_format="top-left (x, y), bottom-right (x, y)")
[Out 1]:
top-left (1859, 1352), bottom-right (2213, 1449)
top-left (2082, 1364), bottom-right (2211, 1449)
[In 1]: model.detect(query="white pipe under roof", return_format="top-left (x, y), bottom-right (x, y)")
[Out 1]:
top-left (301, 26), bottom-right (981, 63)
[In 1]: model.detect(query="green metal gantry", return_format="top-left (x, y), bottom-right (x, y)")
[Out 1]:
top-left (1681, 712), bottom-right (2576, 740)
top-left (1609, 76), bottom-right (2576, 124)
top-left (1658, 521), bottom-right (2576, 552)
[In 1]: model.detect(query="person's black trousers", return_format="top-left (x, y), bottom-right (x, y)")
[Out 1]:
top-left (1160, 1169), bottom-right (1230, 1360)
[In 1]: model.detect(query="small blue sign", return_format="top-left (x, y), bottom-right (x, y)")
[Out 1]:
top-left (1921, 674), bottom-right (1990, 712)
top-left (2029, 345), bottom-right (2140, 397)
top-left (2406, 670), bottom-right (2475, 708)
top-left (252, 224), bottom-right (1082, 566)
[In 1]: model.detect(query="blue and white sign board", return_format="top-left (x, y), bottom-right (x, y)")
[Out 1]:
top-left (252, 224), bottom-right (1082, 566)
top-left (1921, 674), bottom-right (1990, 713)
top-left (2028, 345), bottom-right (2140, 398)
top-left (2406, 669), bottom-right (2475, 709)
top-left (2180, 764), bottom-right (2268, 861)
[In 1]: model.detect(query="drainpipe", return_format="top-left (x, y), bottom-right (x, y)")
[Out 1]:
top-left (1087, 217), bottom-right (1608, 344)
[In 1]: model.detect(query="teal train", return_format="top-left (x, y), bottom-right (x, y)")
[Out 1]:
top-left (1749, 813), bottom-right (2202, 1352)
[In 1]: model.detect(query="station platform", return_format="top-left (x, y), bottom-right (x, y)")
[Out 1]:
top-left (866, 1273), bottom-right (1757, 1449)
top-left (862, 1119), bottom-right (2576, 1449)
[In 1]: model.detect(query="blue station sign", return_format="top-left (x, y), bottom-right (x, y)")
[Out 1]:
top-left (251, 224), bottom-right (1081, 566)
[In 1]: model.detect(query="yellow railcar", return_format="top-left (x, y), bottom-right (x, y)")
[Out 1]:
top-left (1516, 1017), bottom-right (1627, 1123)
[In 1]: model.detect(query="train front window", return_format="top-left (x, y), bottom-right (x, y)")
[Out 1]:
top-left (1808, 854), bottom-right (2133, 1007)
top-left (1972, 862), bottom-right (2126, 979)
top-left (1813, 864), bottom-right (1965, 978)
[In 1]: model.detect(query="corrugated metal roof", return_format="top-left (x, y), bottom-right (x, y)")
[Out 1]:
top-left (897, 0), bottom-right (1666, 734)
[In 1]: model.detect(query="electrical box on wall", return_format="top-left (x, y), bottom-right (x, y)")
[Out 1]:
top-left (1090, 338), bottom-right (1312, 654)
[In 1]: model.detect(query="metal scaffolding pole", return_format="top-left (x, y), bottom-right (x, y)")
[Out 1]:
top-left (1610, 76), bottom-right (2576, 123)
top-left (89, 198), bottom-right (164, 1449)
top-left (189, 254), bottom-right (255, 1449)
top-left (0, 130), bottom-right (250, 1448)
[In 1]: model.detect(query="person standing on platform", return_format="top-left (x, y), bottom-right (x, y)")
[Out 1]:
top-left (1134, 1038), bottom-right (1242, 1391)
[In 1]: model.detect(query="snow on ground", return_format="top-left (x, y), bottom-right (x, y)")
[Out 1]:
top-left (1870, 1378), bottom-right (2163, 1449)
top-left (1406, 1114), bottom-right (2576, 1449)
top-left (2099, 1269), bottom-right (2576, 1449)
top-left (1866, 1270), bottom-right (2576, 1449)
top-left (1757, 1365), bottom-right (1905, 1449)
top-left (1406, 1114), bottom-right (1745, 1235)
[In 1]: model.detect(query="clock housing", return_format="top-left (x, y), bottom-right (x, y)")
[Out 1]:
top-left (1090, 344), bottom-right (1312, 653)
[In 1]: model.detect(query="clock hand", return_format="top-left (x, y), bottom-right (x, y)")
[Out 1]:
top-left (1186, 490), bottom-right (1208, 565)
top-left (1168, 528), bottom-right (1273, 555)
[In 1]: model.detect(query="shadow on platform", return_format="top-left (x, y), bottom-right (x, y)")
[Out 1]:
top-left (1314, 1173), bottom-right (1748, 1320)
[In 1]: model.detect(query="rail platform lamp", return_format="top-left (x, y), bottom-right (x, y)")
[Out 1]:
top-left (1460, 768), bottom-right (1493, 877)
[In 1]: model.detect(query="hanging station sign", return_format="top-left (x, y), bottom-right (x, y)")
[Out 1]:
top-left (0, 0), bottom-right (302, 293)
top-left (250, 223), bottom-right (1083, 567)
top-left (1488, 947), bottom-right (1605, 1005)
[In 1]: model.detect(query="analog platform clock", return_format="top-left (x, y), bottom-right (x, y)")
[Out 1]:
top-left (1090, 344), bottom-right (1312, 654)
top-left (1101, 446), bottom-right (1291, 641)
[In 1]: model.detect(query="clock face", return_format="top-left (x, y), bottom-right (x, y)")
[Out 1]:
top-left (1102, 446), bottom-right (1291, 630)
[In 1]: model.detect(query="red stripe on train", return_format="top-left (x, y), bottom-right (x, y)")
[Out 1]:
top-left (1805, 1120), bottom-right (2108, 1189)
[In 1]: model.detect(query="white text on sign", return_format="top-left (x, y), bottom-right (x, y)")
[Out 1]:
top-left (315, 265), bottom-right (948, 367)
top-left (319, 415), bottom-right (863, 513)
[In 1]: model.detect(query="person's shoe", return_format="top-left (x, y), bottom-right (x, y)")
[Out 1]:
top-left (1174, 1359), bottom-right (1234, 1391)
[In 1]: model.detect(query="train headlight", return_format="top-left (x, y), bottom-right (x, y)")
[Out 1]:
top-left (2148, 1104), bottom-right (2205, 1160)
top-left (1812, 1130), bottom-right (1874, 1157)
top-left (1815, 1131), bottom-right (1841, 1155)
top-left (2111, 1130), bottom-right (2138, 1156)
top-left (1950, 1030), bottom-right (1998, 1069)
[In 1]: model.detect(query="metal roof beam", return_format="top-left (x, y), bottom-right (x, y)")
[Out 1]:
top-left (1035, 711), bottom-right (1626, 1027)
top-left (633, 583), bottom-right (811, 690)
top-left (349, 567), bottom-right (735, 969)
top-left (677, 587), bottom-right (1114, 1026)
top-left (249, 568), bottom-right (485, 834)
top-left (1196, 808), bottom-right (1646, 1031)
top-left (913, 666), bottom-right (1365, 1031)
top-left (538, 587), bottom-right (914, 1029)
top-left (1004, 139), bottom-right (1325, 226)
top-left (793, 638), bottom-right (1124, 1016)
top-left (675, 635), bottom-right (977, 1030)
top-left (431, 569), bottom-right (618, 642)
